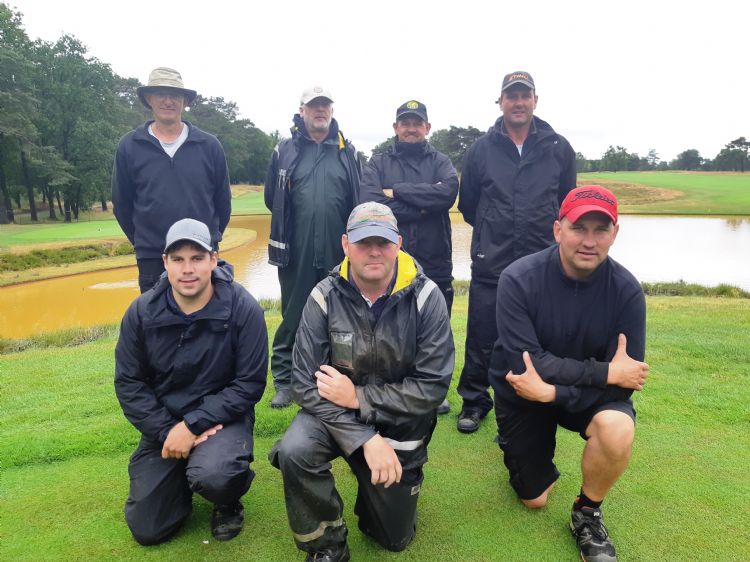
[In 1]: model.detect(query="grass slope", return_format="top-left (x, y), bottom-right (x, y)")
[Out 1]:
top-left (580, 171), bottom-right (750, 215)
top-left (1, 296), bottom-right (749, 561)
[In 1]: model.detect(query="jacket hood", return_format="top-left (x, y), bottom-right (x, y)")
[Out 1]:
top-left (334, 250), bottom-right (421, 296)
top-left (291, 114), bottom-right (345, 147)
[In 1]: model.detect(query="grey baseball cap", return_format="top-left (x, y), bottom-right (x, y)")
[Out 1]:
top-left (501, 70), bottom-right (535, 91)
top-left (346, 202), bottom-right (399, 244)
top-left (163, 218), bottom-right (213, 253)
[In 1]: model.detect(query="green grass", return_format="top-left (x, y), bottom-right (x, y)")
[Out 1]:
top-left (0, 220), bottom-right (127, 248)
top-left (232, 190), bottom-right (270, 215)
top-left (580, 171), bottom-right (750, 215)
top-left (0, 241), bottom-right (134, 272)
top-left (1, 296), bottom-right (749, 561)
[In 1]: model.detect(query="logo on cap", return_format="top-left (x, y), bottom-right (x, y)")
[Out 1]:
top-left (406, 101), bottom-right (419, 109)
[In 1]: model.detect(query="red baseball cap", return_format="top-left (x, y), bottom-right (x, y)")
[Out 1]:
top-left (559, 185), bottom-right (618, 224)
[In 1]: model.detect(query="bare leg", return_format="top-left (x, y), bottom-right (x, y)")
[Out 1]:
top-left (581, 410), bottom-right (635, 501)
top-left (521, 482), bottom-right (555, 509)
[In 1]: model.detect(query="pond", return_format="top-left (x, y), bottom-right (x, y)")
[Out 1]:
top-left (1, 214), bottom-right (748, 339)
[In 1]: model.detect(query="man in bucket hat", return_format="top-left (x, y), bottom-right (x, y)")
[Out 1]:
top-left (455, 70), bottom-right (577, 434)
top-left (270, 202), bottom-right (453, 561)
top-left (489, 186), bottom-right (648, 562)
top-left (264, 85), bottom-right (361, 408)
top-left (113, 67), bottom-right (231, 293)
top-left (114, 218), bottom-right (268, 545)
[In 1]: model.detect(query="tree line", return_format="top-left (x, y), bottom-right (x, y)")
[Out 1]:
top-left (0, 3), bottom-right (276, 224)
top-left (371, 128), bottom-right (749, 175)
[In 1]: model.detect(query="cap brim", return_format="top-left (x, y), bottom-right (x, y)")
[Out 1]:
top-left (502, 79), bottom-right (535, 91)
top-left (347, 225), bottom-right (399, 244)
top-left (564, 206), bottom-right (617, 225)
top-left (164, 237), bottom-right (213, 253)
top-left (301, 96), bottom-right (334, 105)
top-left (396, 110), bottom-right (428, 121)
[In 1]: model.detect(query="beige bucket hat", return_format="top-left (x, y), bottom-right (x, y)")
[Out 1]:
top-left (137, 67), bottom-right (197, 109)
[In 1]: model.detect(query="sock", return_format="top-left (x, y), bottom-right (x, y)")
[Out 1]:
top-left (573, 488), bottom-right (602, 511)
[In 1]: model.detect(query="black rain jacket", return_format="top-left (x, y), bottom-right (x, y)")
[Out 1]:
top-left (291, 251), bottom-right (455, 470)
top-left (458, 116), bottom-right (576, 283)
top-left (114, 262), bottom-right (268, 441)
top-left (360, 140), bottom-right (459, 284)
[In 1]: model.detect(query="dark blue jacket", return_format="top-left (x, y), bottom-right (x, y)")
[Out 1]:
top-left (264, 116), bottom-right (360, 267)
top-left (360, 140), bottom-right (459, 284)
top-left (489, 245), bottom-right (646, 412)
top-left (114, 263), bottom-right (268, 441)
top-left (112, 121), bottom-right (231, 259)
top-left (458, 116), bottom-right (576, 283)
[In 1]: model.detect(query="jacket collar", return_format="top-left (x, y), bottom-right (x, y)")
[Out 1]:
top-left (338, 250), bottom-right (419, 296)
top-left (291, 114), bottom-right (346, 149)
top-left (132, 120), bottom-right (209, 144)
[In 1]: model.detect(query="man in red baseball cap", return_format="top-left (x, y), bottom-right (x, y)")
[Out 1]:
top-left (488, 185), bottom-right (649, 561)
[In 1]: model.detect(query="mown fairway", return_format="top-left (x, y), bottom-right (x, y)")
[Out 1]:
top-left (1, 295), bottom-right (749, 561)
top-left (580, 171), bottom-right (750, 215)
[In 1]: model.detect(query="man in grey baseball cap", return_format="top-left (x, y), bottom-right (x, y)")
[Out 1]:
top-left (270, 201), bottom-right (454, 561)
top-left (113, 67), bottom-right (231, 293)
top-left (115, 218), bottom-right (268, 546)
top-left (264, 86), bottom-right (361, 408)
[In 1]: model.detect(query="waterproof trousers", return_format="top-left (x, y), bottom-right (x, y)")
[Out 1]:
top-left (456, 278), bottom-right (497, 416)
top-left (124, 418), bottom-right (255, 545)
top-left (271, 263), bottom-right (330, 390)
top-left (270, 411), bottom-right (424, 554)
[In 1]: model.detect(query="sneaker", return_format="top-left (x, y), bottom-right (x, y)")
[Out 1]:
top-left (271, 388), bottom-right (292, 408)
top-left (211, 501), bottom-right (244, 541)
top-left (457, 410), bottom-right (482, 433)
top-left (305, 544), bottom-right (350, 562)
top-left (437, 398), bottom-right (450, 415)
top-left (570, 506), bottom-right (617, 562)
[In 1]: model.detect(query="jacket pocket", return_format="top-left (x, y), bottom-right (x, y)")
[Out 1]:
top-left (330, 331), bottom-right (354, 373)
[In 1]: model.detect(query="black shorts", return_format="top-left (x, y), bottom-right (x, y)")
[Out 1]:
top-left (494, 398), bottom-right (635, 501)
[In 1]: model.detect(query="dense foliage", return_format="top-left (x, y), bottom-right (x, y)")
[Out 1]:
top-left (0, 3), bottom-right (275, 224)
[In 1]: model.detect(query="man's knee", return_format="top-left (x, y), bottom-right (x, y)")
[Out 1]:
top-left (588, 410), bottom-right (635, 453)
top-left (125, 502), bottom-right (188, 546)
top-left (520, 482), bottom-right (554, 509)
top-left (186, 456), bottom-right (252, 503)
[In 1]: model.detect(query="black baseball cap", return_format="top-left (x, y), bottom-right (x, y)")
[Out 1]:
top-left (501, 71), bottom-right (535, 91)
top-left (396, 100), bottom-right (428, 122)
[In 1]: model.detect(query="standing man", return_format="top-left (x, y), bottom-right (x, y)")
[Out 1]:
top-left (113, 67), bottom-right (232, 293)
top-left (115, 218), bottom-right (268, 545)
top-left (270, 202), bottom-right (454, 561)
top-left (360, 100), bottom-right (458, 414)
top-left (456, 71), bottom-right (577, 433)
top-left (265, 86), bottom-right (360, 408)
top-left (490, 186), bottom-right (648, 561)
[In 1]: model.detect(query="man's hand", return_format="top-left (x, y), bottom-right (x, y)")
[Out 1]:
top-left (362, 434), bottom-right (402, 488)
top-left (316, 365), bottom-right (359, 409)
top-left (162, 422), bottom-right (223, 459)
top-left (505, 351), bottom-right (556, 403)
top-left (382, 188), bottom-right (394, 198)
top-left (607, 333), bottom-right (649, 390)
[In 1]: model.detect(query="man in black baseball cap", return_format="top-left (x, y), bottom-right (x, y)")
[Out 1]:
top-left (455, 71), bottom-right (577, 434)
top-left (360, 102), bottom-right (459, 414)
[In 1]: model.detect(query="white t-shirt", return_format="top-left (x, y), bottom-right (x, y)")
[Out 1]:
top-left (148, 122), bottom-right (189, 158)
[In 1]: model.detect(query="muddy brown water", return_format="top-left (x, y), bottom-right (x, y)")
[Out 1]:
top-left (1, 215), bottom-right (749, 339)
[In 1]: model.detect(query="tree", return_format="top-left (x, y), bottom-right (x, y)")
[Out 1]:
top-left (646, 149), bottom-right (660, 169)
top-left (429, 125), bottom-right (483, 171)
top-left (600, 145), bottom-right (632, 172)
top-left (671, 149), bottom-right (703, 171)
top-left (370, 137), bottom-right (394, 157)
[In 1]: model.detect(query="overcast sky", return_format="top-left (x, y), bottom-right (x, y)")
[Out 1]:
top-left (8, 0), bottom-right (749, 162)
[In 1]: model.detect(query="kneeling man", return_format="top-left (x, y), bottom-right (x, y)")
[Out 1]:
top-left (115, 218), bottom-right (268, 545)
top-left (490, 186), bottom-right (648, 562)
top-left (271, 202), bottom-right (454, 561)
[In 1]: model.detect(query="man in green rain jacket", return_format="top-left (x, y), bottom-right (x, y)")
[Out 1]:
top-left (264, 85), bottom-right (360, 408)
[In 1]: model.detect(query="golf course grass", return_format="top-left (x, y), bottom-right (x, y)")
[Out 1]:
top-left (1, 295), bottom-right (749, 561)
top-left (579, 171), bottom-right (750, 215)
